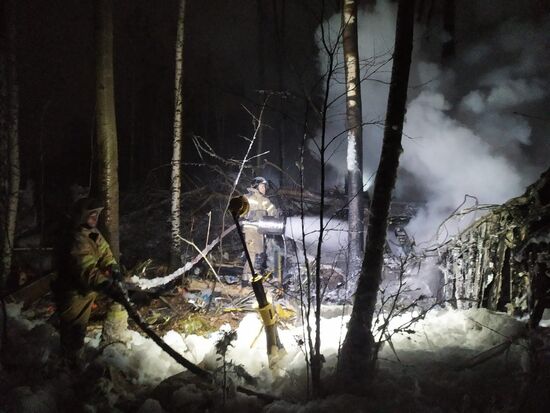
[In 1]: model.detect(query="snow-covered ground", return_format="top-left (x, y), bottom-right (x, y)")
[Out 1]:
top-left (2, 299), bottom-right (541, 413)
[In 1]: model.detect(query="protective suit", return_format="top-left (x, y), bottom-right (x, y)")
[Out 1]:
top-left (241, 178), bottom-right (278, 286)
top-left (53, 198), bottom-right (127, 361)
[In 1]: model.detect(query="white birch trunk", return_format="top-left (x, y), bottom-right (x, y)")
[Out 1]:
top-left (342, 0), bottom-right (364, 280)
top-left (170, 0), bottom-right (186, 268)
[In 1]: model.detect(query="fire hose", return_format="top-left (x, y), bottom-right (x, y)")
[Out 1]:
top-left (99, 196), bottom-right (285, 393)
top-left (107, 279), bottom-right (277, 401)
top-left (228, 196), bottom-right (286, 365)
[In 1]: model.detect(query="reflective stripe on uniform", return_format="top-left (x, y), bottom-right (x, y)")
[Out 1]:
top-left (71, 228), bottom-right (116, 289)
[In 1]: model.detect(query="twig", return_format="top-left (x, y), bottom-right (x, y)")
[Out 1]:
top-left (205, 211), bottom-right (212, 248)
top-left (456, 341), bottom-right (513, 370)
top-left (466, 316), bottom-right (529, 350)
top-left (113, 293), bottom-right (278, 402)
top-left (177, 235), bottom-right (223, 284)
top-left (130, 225), bottom-right (236, 291)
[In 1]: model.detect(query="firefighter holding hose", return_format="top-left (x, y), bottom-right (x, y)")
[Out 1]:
top-left (241, 177), bottom-right (279, 288)
top-left (52, 197), bottom-right (129, 368)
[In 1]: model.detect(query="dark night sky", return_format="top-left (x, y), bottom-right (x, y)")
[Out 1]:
top-left (12, 0), bottom-right (550, 231)
top-left (16, 0), bottom-right (325, 204)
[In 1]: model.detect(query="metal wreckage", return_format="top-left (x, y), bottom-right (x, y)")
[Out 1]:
top-left (4, 169), bottom-right (549, 383)
top-left (123, 165), bottom-right (550, 345)
top-left (437, 167), bottom-right (550, 320)
top-left (432, 166), bottom-right (550, 404)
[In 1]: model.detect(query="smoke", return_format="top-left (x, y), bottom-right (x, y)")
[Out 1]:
top-left (312, 1), bottom-right (398, 188)
top-left (315, 0), bottom-right (550, 244)
top-left (401, 90), bottom-right (525, 244)
top-left (285, 216), bottom-right (348, 266)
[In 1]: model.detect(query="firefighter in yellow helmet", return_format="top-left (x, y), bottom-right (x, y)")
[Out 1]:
top-left (241, 177), bottom-right (278, 287)
top-left (53, 197), bottom-right (127, 366)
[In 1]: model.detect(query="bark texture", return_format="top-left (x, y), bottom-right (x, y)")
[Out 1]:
top-left (1, 0), bottom-right (20, 291)
top-left (342, 0), bottom-right (364, 281)
top-left (0, 4), bottom-right (8, 290)
top-left (95, 0), bottom-right (120, 259)
top-left (338, 0), bottom-right (415, 387)
top-left (170, 0), bottom-right (186, 268)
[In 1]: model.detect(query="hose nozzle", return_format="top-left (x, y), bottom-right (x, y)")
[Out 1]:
top-left (228, 196), bottom-right (249, 217)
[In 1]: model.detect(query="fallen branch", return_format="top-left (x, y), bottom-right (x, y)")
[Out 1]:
top-left (113, 290), bottom-right (278, 402)
top-left (177, 235), bottom-right (223, 284)
top-left (456, 324), bottom-right (528, 370)
top-left (129, 224), bottom-right (236, 291)
top-left (457, 341), bottom-right (513, 370)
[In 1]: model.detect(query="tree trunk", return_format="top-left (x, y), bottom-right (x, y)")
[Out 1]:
top-left (309, 3), bottom-right (337, 394)
top-left (1, 0), bottom-right (20, 292)
top-left (273, 0), bottom-right (286, 187)
top-left (0, 5), bottom-right (8, 290)
top-left (95, 0), bottom-right (120, 260)
top-left (255, 0), bottom-right (265, 172)
top-left (170, 0), bottom-right (186, 269)
top-left (338, 0), bottom-right (415, 388)
top-left (342, 0), bottom-right (364, 282)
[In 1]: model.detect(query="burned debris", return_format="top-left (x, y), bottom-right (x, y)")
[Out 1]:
top-left (438, 167), bottom-right (550, 317)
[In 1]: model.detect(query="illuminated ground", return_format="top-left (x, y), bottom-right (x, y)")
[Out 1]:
top-left (2, 290), bottom-right (548, 412)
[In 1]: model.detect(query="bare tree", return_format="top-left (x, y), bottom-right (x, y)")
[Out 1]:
top-left (306, 1), bottom-right (346, 396)
top-left (342, 0), bottom-right (364, 282)
top-left (170, 0), bottom-right (187, 268)
top-left (1, 0), bottom-right (20, 291)
top-left (95, 0), bottom-right (120, 259)
top-left (338, 0), bottom-right (416, 388)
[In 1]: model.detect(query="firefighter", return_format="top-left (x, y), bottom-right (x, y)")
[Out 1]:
top-left (241, 177), bottom-right (278, 287)
top-left (53, 197), bottom-right (128, 366)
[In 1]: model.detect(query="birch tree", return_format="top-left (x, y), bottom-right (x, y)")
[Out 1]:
top-left (342, 0), bottom-right (364, 282)
top-left (95, 0), bottom-right (120, 259)
top-left (170, 0), bottom-right (186, 268)
top-left (1, 0), bottom-right (20, 291)
top-left (338, 0), bottom-right (416, 387)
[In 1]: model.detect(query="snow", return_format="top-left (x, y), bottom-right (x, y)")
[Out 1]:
top-left (2, 295), bottom-right (542, 412)
top-left (346, 131), bottom-right (357, 172)
top-left (130, 261), bottom-right (193, 290)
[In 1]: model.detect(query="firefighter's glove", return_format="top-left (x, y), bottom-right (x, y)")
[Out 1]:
top-left (98, 279), bottom-right (125, 303)
top-left (109, 264), bottom-right (123, 283)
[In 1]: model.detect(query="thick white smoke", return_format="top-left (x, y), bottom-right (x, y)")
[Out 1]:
top-left (315, 0), bottom-right (550, 244)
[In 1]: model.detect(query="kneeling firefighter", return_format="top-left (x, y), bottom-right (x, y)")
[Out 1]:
top-left (52, 197), bottom-right (129, 365)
